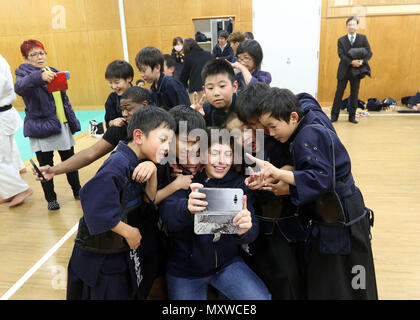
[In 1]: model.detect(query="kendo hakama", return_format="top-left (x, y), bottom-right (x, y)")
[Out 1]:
top-left (66, 142), bottom-right (148, 300)
top-left (289, 104), bottom-right (378, 300)
top-left (244, 136), bottom-right (307, 300)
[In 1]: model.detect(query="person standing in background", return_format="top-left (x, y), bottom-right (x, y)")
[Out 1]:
top-left (212, 30), bottom-right (235, 62)
top-left (331, 17), bottom-right (372, 124)
top-left (0, 53), bottom-right (33, 207)
top-left (15, 39), bottom-right (81, 211)
top-left (171, 37), bottom-right (185, 80)
top-left (179, 38), bottom-right (212, 103)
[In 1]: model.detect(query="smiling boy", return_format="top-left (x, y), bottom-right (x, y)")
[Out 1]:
top-left (104, 60), bottom-right (134, 128)
top-left (67, 106), bottom-right (175, 300)
top-left (135, 47), bottom-right (190, 110)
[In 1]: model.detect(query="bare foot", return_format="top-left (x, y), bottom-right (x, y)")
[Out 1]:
top-left (0, 197), bottom-right (13, 204)
top-left (9, 188), bottom-right (34, 207)
top-left (20, 167), bottom-right (27, 174)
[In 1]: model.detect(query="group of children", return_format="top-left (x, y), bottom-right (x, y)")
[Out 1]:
top-left (14, 31), bottom-right (378, 300)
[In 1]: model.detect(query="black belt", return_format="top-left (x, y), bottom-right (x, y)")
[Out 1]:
top-left (0, 105), bottom-right (12, 112)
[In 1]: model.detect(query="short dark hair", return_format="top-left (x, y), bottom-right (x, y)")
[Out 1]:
top-left (173, 36), bottom-right (183, 46)
top-left (105, 60), bottom-right (134, 80)
top-left (163, 54), bottom-right (177, 69)
top-left (183, 38), bottom-right (201, 56)
top-left (224, 112), bottom-right (240, 128)
top-left (236, 82), bottom-right (271, 124)
top-left (120, 86), bottom-right (149, 104)
top-left (244, 32), bottom-right (254, 40)
top-left (136, 79), bottom-right (145, 86)
top-left (218, 30), bottom-right (229, 39)
top-left (346, 16), bottom-right (359, 25)
top-left (258, 88), bottom-right (303, 123)
top-left (135, 47), bottom-right (164, 73)
top-left (236, 39), bottom-right (263, 68)
top-left (169, 105), bottom-right (206, 134)
top-left (127, 105), bottom-right (175, 141)
top-left (201, 59), bottom-right (235, 84)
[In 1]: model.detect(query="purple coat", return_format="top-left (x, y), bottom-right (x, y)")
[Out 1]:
top-left (235, 67), bottom-right (272, 92)
top-left (14, 63), bottom-right (80, 138)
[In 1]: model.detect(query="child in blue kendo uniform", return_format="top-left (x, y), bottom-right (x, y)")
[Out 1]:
top-left (246, 88), bottom-right (378, 300)
top-left (104, 60), bottom-right (134, 128)
top-left (230, 83), bottom-right (306, 300)
top-left (135, 47), bottom-right (190, 110)
top-left (67, 106), bottom-right (175, 300)
top-left (142, 105), bottom-right (207, 298)
top-left (198, 59), bottom-right (238, 128)
top-left (159, 130), bottom-right (271, 300)
top-left (154, 105), bottom-right (207, 205)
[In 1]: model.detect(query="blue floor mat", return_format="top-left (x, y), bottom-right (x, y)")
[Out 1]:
top-left (15, 110), bottom-right (105, 162)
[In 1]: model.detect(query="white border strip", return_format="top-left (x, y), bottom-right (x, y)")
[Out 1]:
top-left (118, 0), bottom-right (129, 62)
top-left (0, 222), bottom-right (79, 300)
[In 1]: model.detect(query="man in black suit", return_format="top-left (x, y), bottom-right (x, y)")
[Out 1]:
top-left (331, 17), bottom-right (372, 124)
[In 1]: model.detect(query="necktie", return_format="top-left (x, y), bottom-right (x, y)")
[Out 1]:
top-left (350, 35), bottom-right (354, 45)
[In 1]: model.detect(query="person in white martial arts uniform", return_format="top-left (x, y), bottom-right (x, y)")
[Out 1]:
top-left (0, 53), bottom-right (33, 207)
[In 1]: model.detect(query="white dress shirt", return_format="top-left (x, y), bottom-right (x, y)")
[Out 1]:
top-left (348, 33), bottom-right (357, 45)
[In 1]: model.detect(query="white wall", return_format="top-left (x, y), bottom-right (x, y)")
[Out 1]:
top-left (253, 0), bottom-right (322, 98)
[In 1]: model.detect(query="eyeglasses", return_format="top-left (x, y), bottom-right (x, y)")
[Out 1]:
top-left (237, 56), bottom-right (252, 63)
top-left (28, 51), bottom-right (46, 58)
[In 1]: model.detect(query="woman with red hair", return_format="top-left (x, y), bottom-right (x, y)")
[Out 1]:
top-left (15, 39), bottom-right (81, 211)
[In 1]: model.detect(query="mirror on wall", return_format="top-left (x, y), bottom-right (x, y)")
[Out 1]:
top-left (193, 17), bottom-right (234, 52)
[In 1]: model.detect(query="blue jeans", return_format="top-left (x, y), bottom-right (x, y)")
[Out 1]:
top-left (166, 257), bottom-right (272, 300)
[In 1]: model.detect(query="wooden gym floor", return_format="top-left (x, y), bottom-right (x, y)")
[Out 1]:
top-left (1, 112), bottom-right (420, 300)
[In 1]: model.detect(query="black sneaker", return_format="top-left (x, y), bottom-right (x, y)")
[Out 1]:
top-left (48, 200), bottom-right (60, 210)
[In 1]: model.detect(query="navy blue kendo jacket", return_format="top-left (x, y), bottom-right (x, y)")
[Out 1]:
top-left (150, 73), bottom-right (190, 109)
top-left (289, 93), bottom-right (353, 206)
top-left (203, 94), bottom-right (236, 128)
top-left (159, 169), bottom-right (258, 278)
top-left (104, 91), bottom-right (121, 129)
top-left (68, 142), bottom-right (156, 292)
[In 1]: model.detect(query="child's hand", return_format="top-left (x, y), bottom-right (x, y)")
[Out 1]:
top-left (233, 195), bottom-right (252, 236)
top-left (190, 91), bottom-right (206, 116)
top-left (169, 164), bottom-right (183, 177)
top-left (41, 70), bottom-right (56, 83)
top-left (244, 166), bottom-right (265, 190)
top-left (110, 117), bottom-right (127, 127)
top-left (228, 61), bottom-right (243, 70)
top-left (125, 226), bottom-right (142, 250)
top-left (187, 183), bottom-right (207, 214)
top-left (132, 161), bottom-right (157, 183)
top-left (173, 174), bottom-right (193, 190)
top-left (245, 153), bottom-right (281, 181)
top-left (262, 180), bottom-right (290, 196)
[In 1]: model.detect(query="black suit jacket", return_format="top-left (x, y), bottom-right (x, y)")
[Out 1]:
top-left (336, 33), bottom-right (372, 80)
